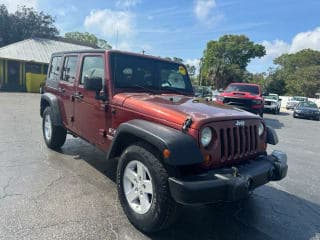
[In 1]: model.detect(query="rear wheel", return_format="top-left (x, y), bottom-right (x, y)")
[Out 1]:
top-left (42, 107), bottom-right (67, 149)
top-left (117, 143), bottom-right (178, 233)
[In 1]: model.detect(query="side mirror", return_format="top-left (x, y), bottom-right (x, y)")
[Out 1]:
top-left (84, 76), bottom-right (103, 92)
top-left (84, 76), bottom-right (106, 101)
top-left (279, 98), bottom-right (282, 101)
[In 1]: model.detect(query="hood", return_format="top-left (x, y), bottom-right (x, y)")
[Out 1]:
top-left (298, 107), bottom-right (319, 111)
top-left (113, 93), bottom-right (260, 130)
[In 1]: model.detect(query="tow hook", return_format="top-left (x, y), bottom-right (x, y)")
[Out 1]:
top-left (182, 116), bottom-right (192, 131)
top-left (231, 166), bottom-right (240, 177)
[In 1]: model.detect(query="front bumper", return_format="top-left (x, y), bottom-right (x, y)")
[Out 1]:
top-left (264, 105), bottom-right (277, 110)
top-left (169, 150), bottom-right (288, 204)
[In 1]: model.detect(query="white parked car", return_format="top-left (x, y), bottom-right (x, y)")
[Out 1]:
top-left (286, 96), bottom-right (307, 110)
top-left (263, 93), bottom-right (281, 114)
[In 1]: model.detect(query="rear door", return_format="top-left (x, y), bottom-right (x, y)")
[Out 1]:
top-left (73, 54), bottom-right (111, 149)
top-left (58, 55), bottom-right (79, 131)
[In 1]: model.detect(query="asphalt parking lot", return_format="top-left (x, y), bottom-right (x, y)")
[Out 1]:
top-left (0, 93), bottom-right (319, 240)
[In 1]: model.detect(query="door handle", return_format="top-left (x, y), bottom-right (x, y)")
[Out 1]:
top-left (74, 92), bottom-right (83, 100)
top-left (58, 87), bottom-right (65, 93)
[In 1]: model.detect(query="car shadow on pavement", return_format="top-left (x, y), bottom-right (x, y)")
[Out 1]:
top-left (59, 137), bottom-right (118, 182)
top-left (59, 138), bottom-right (319, 240)
top-left (149, 186), bottom-right (320, 240)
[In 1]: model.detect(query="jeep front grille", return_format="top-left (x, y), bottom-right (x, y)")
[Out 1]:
top-left (218, 125), bottom-right (258, 161)
top-left (203, 119), bottom-right (265, 166)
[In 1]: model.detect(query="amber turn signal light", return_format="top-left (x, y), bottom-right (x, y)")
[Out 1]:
top-left (203, 154), bottom-right (211, 165)
top-left (163, 149), bottom-right (171, 158)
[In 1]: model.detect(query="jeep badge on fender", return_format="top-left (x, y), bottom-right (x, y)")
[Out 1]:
top-left (40, 50), bottom-right (288, 233)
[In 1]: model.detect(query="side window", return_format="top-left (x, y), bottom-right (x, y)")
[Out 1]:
top-left (48, 56), bottom-right (62, 82)
top-left (80, 56), bottom-right (104, 85)
top-left (62, 56), bottom-right (78, 83)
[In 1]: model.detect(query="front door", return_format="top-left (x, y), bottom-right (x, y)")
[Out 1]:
top-left (73, 54), bottom-right (111, 150)
top-left (6, 60), bottom-right (20, 91)
top-left (58, 55), bottom-right (79, 132)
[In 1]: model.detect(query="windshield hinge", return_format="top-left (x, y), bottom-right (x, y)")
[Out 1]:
top-left (182, 116), bottom-right (192, 131)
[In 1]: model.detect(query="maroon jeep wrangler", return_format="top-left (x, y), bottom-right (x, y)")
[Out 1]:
top-left (40, 50), bottom-right (287, 233)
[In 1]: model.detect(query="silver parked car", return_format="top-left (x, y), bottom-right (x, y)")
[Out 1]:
top-left (286, 96), bottom-right (307, 110)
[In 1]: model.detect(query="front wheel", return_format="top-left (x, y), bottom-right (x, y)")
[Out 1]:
top-left (42, 107), bottom-right (67, 149)
top-left (117, 143), bottom-right (178, 233)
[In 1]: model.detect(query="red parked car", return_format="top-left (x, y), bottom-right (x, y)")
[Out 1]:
top-left (40, 50), bottom-right (287, 233)
top-left (216, 83), bottom-right (264, 117)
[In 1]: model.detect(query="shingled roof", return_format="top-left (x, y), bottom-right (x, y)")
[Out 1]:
top-left (0, 38), bottom-right (95, 64)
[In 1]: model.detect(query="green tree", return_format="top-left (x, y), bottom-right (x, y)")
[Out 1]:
top-left (0, 5), bottom-right (59, 47)
top-left (201, 35), bottom-right (265, 89)
top-left (64, 31), bottom-right (111, 49)
top-left (270, 49), bottom-right (320, 97)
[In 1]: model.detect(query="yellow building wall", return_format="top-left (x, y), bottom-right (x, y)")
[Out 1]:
top-left (25, 73), bottom-right (46, 93)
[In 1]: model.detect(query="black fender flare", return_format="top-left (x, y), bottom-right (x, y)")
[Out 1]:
top-left (107, 119), bottom-right (203, 166)
top-left (40, 93), bottom-right (63, 126)
top-left (266, 126), bottom-right (278, 145)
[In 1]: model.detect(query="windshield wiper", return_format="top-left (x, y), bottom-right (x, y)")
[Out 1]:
top-left (133, 84), bottom-right (160, 94)
top-left (160, 86), bottom-right (191, 95)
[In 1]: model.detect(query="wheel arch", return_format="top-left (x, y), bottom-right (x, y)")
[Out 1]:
top-left (107, 120), bottom-right (203, 166)
top-left (40, 93), bottom-right (63, 126)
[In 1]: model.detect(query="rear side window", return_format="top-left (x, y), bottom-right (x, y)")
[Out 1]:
top-left (48, 56), bottom-right (62, 82)
top-left (62, 56), bottom-right (78, 83)
top-left (80, 56), bottom-right (104, 85)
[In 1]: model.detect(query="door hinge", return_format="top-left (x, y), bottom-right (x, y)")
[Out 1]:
top-left (70, 116), bottom-right (74, 122)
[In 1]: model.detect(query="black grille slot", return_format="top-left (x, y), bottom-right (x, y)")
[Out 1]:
top-left (233, 127), bottom-right (238, 156)
top-left (220, 129), bottom-right (225, 160)
top-left (227, 128), bottom-right (232, 158)
top-left (254, 125), bottom-right (258, 150)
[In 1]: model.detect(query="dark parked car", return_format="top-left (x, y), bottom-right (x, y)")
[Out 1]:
top-left (293, 101), bottom-right (320, 121)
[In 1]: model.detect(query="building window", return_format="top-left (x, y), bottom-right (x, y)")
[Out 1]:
top-left (25, 63), bottom-right (41, 74)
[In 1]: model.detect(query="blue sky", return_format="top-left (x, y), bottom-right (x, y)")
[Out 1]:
top-left (2, 0), bottom-right (320, 73)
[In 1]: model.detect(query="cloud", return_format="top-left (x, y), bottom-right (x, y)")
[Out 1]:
top-left (194, 0), bottom-right (216, 20)
top-left (194, 0), bottom-right (223, 25)
top-left (260, 27), bottom-right (320, 62)
top-left (84, 9), bottom-right (135, 38)
top-left (249, 27), bottom-right (320, 73)
top-left (290, 27), bottom-right (320, 52)
top-left (116, 0), bottom-right (141, 8)
top-left (261, 39), bottom-right (290, 60)
top-left (0, 0), bottom-right (38, 13)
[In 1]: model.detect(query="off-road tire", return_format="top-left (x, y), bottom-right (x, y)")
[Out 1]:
top-left (42, 107), bottom-right (67, 150)
top-left (293, 113), bottom-right (297, 118)
top-left (117, 143), bottom-right (178, 233)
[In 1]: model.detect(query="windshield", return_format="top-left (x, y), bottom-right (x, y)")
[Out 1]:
top-left (225, 84), bottom-right (260, 95)
top-left (110, 53), bottom-right (194, 95)
top-left (265, 95), bottom-right (278, 100)
top-left (292, 96), bottom-right (307, 101)
top-left (299, 102), bottom-right (318, 108)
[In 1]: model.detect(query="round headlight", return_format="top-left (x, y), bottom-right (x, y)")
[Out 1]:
top-left (258, 122), bottom-right (265, 136)
top-left (200, 127), bottom-right (212, 147)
